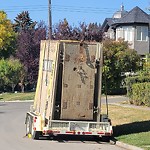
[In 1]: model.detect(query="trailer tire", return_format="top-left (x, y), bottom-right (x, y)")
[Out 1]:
top-left (93, 135), bottom-right (102, 141)
top-left (32, 131), bottom-right (42, 140)
top-left (101, 136), bottom-right (110, 142)
top-left (26, 115), bottom-right (32, 136)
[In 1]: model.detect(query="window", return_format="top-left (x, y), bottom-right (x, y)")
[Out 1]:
top-left (116, 26), bottom-right (133, 41)
top-left (123, 26), bottom-right (133, 41)
top-left (136, 26), bottom-right (148, 41)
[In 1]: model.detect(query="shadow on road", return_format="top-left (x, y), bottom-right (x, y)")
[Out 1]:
top-left (113, 120), bottom-right (150, 137)
top-left (39, 135), bottom-right (109, 144)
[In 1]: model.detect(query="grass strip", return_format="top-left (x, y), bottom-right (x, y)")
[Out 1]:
top-left (102, 104), bottom-right (150, 150)
top-left (0, 92), bottom-right (35, 101)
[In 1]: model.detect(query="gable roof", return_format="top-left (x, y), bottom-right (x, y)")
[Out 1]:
top-left (114, 6), bottom-right (150, 24)
top-left (101, 18), bottom-right (119, 31)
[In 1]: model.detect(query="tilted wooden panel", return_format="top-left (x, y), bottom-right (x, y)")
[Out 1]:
top-left (60, 42), bottom-right (97, 120)
top-left (34, 40), bottom-right (59, 120)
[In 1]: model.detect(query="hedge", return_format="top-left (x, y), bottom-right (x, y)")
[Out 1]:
top-left (125, 76), bottom-right (150, 97)
top-left (130, 82), bottom-right (150, 106)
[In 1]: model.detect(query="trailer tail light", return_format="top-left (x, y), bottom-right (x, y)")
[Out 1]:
top-left (97, 132), bottom-right (104, 135)
top-left (34, 117), bottom-right (37, 123)
top-left (84, 132), bottom-right (92, 135)
top-left (66, 131), bottom-right (75, 134)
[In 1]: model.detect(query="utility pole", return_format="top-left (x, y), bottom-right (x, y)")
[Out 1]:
top-left (48, 0), bottom-right (52, 39)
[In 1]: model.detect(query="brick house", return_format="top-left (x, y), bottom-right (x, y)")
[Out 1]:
top-left (102, 5), bottom-right (150, 56)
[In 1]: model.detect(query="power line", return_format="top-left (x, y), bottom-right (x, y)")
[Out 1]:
top-left (0, 4), bottom-right (119, 14)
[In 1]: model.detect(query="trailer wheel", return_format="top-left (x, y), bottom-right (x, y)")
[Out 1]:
top-left (93, 135), bottom-right (102, 141)
top-left (101, 136), bottom-right (110, 142)
top-left (32, 131), bottom-right (42, 140)
top-left (26, 115), bottom-right (32, 136)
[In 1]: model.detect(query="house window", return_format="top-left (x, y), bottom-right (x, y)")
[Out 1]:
top-left (136, 26), bottom-right (148, 41)
top-left (116, 26), bottom-right (133, 41)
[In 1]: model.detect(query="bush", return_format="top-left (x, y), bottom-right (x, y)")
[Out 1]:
top-left (130, 82), bottom-right (150, 106)
top-left (125, 76), bottom-right (150, 97)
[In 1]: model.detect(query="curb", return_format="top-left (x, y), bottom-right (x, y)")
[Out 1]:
top-left (0, 100), bottom-right (34, 103)
top-left (110, 139), bottom-right (144, 150)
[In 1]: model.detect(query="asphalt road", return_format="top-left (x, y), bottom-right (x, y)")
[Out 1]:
top-left (0, 101), bottom-right (126, 150)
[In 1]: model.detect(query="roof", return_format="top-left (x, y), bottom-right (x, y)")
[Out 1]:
top-left (114, 6), bottom-right (150, 24)
top-left (101, 18), bottom-right (119, 31)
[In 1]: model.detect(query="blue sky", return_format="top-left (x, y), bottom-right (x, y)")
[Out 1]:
top-left (0, 0), bottom-right (150, 26)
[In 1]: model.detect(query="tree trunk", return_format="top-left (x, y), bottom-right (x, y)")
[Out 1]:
top-left (21, 84), bottom-right (25, 93)
top-left (12, 84), bottom-right (15, 93)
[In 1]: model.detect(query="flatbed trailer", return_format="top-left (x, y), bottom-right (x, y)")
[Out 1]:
top-left (25, 40), bottom-right (112, 140)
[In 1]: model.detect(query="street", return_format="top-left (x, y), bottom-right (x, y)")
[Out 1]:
top-left (0, 101), bottom-right (126, 150)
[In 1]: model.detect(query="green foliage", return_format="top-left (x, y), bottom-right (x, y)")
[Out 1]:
top-left (142, 54), bottom-right (150, 75)
top-left (131, 82), bottom-right (150, 106)
top-left (0, 58), bottom-right (24, 92)
top-left (102, 39), bottom-right (140, 94)
top-left (13, 11), bottom-right (36, 32)
top-left (125, 54), bottom-right (150, 103)
top-left (125, 76), bottom-right (150, 97)
top-left (0, 11), bottom-right (16, 58)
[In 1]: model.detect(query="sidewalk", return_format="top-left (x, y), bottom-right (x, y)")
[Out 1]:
top-left (110, 102), bottom-right (150, 111)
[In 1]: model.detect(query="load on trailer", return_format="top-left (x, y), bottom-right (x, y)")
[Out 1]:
top-left (25, 40), bottom-right (112, 140)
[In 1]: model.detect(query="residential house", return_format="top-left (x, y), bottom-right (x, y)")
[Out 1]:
top-left (102, 5), bottom-right (150, 56)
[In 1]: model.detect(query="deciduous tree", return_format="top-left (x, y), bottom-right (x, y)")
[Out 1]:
top-left (103, 39), bottom-right (140, 94)
top-left (16, 21), bottom-right (47, 86)
top-left (0, 11), bottom-right (16, 58)
top-left (53, 19), bottom-right (102, 42)
top-left (0, 58), bottom-right (24, 92)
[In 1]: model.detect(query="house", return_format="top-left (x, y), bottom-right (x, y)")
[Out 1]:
top-left (102, 5), bottom-right (150, 56)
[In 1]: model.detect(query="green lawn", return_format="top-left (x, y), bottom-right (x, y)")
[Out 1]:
top-left (101, 104), bottom-right (150, 150)
top-left (0, 92), bottom-right (35, 101)
top-left (116, 132), bottom-right (150, 150)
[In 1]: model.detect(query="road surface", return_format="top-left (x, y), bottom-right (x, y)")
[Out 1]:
top-left (0, 101), bottom-right (126, 150)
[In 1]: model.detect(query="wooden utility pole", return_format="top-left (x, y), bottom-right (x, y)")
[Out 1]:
top-left (48, 0), bottom-right (52, 39)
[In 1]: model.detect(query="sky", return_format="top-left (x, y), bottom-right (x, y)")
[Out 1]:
top-left (0, 0), bottom-right (150, 27)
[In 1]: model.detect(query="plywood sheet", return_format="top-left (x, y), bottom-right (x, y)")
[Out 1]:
top-left (60, 42), bottom-right (97, 120)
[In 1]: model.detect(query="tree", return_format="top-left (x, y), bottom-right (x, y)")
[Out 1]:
top-left (0, 58), bottom-right (24, 92)
top-left (13, 11), bottom-right (47, 87)
top-left (53, 19), bottom-right (102, 42)
top-left (13, 11), bottom-right (36, 32)
top-left (102, 39), bottom-right (141, 94)
top-left (0, 11), bottom-right (16, 58)
top-left (16, 21), bottom-right (47, 86)
top-left (53, 19), bottom-right (73, 40)
top-left (79, 22), bottom-right (102, 42)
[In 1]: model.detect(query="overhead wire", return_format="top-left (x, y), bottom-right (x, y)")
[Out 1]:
top-left (0, 4), bottom-right (118, 14)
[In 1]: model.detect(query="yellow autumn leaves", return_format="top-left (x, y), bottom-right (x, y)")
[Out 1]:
top-left (0, 11), bottom-right (15, 51)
